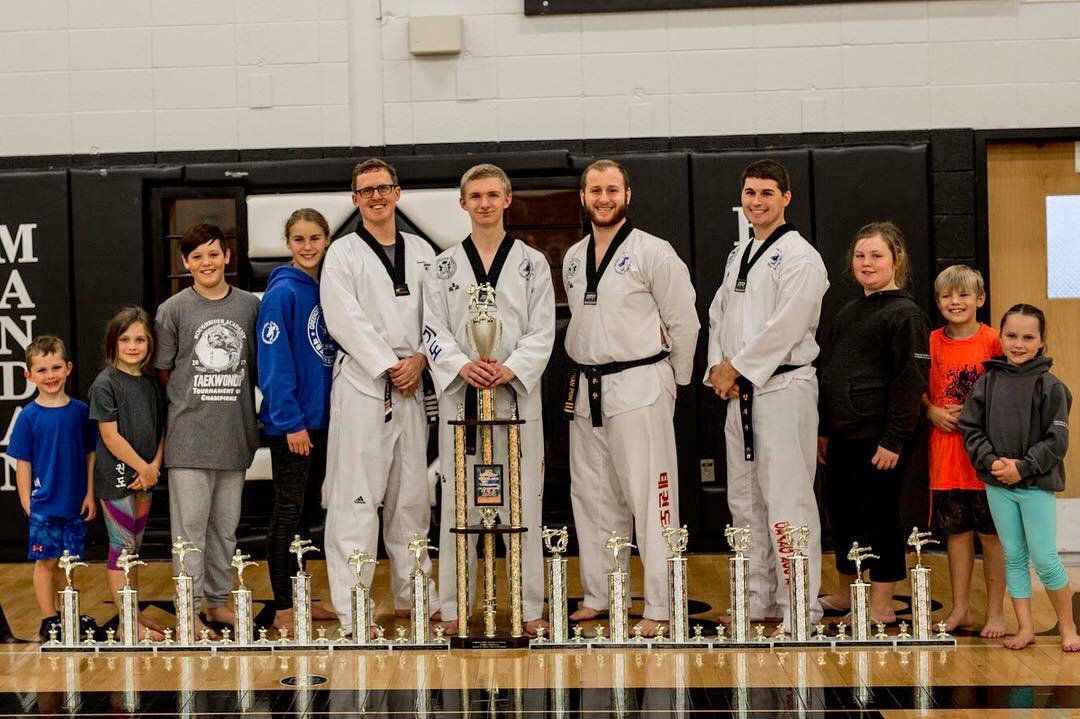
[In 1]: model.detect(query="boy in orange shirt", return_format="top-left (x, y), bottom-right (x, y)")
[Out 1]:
top-left (924, 265), bottom-right (1005, 636)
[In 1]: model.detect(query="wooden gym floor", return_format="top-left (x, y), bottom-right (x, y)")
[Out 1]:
top-left (1, 553), bottom-right (1079, 718)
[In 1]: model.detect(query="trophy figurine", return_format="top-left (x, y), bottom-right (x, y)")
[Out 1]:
top-left (348, 549), bottom-right (377, 645)
top-left (605, 532), bottom-right (635, 643)
top-left (907, 527), bottom-right (939, 641)
top-left (230, 549), bottom-right (258, 645)
top-left (172, 536), bottom-right (201, 646)
top-left (58, 551), bottom-right (88, 647)
top-left (116, 549), bottom-right (147, 646)
top-left (408, 534), bottom-right (436, 643)
top-left (847, 542), bottom-right (879, 642)
top-left (781, 524), bottom-right (812, 641)
top-left (663, 525), bottom-right (690, 643)
top-left (542, 526), bottom-right (569, 643)
top-left (289, 535), bottom-right (319, 645)
top-left (724, 525), bottom-right (752, 643)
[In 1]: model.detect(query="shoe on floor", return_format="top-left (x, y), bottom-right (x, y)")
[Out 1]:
top-left (39, 616), bottom-right (62, 642)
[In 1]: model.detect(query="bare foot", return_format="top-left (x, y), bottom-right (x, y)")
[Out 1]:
top-left (634, 619), bottom-right (667, 638)
top-left (944, 609), bottom-right (973, 632)
top-left (979, 616), bottom-right (1006, 639)
top-left (394, 609), bottom-right (411, 618)
top-left (819, 594), bottom-right (850, 612)
top-left (139, 613), bottom-right (166, 634)
top-left (438, 620), bottom-right (458, 636)
top-left (524, 618), bottom-right (550, 636)
top-left (569, 606), bottom-right (606, 622)
top-left (1003, 628), bottom-right (1036, 650)
top-left (311, 604), bottom-right (337, 621)
top-left (206, 606), bottom-right (236, 626)
top-left (193, 616), bottom-right (219, 640)
top-left (1061, 628), bottom-right (1080, 652)
top-left (272, 609), bottom-right (294, 630)
top-left (137, 615), bottom-right (165, 642)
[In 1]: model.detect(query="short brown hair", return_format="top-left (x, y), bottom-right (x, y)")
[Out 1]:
top-left (103, 307), bottom-right (155, 374)
top-left (179, 223), bottom-right (227, 259)
top-left (848, 221), bottom-right (911, 289)
top-left (352, 158), bottom-right (398, 190)
top-left (580, 159), bottom-right (631, 192)
top-left (284, 208), bottom-right (331, 241)
top-left (740, 159), bottom-right (790, 195)
top-left (460, 163), bottom-right (512, 197)
top-left (934, 264), bottom-right (984, 297)
top-left (25, 335), bottom-right (68, 367)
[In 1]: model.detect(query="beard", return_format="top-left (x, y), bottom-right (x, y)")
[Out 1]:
top-left (584, 200), bottom-right (628, 228)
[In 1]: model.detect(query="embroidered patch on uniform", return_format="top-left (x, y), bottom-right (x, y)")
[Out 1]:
top-left (518, 257), bottom-right (533, 278)
top-left (449, 282), bottom-right (459, 292)
top-left (914, 352), bottom-right (930, 360)
top-left (260, 321), bottom-right (280, 345)
top-left (614, 254), bottom-right (632, 274)
top-left (566, 257), bottom-right (581, 279)
top-left (420, 260), bottom-right (431, 271)
top-left (725, 247), bottom-right (739, 269)
top-left (436, 256), bottom-right (457, 279)
top-left (768, 249), bottom-right (782, 270)
top-left (307, 306), bottom-right (337, 367)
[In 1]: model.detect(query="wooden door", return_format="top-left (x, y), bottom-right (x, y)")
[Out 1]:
top-left (987, 141), bottom-right (1080, 498)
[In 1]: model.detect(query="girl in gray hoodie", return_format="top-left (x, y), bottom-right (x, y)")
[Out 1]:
top-left (959, 304), bottom-right (1078, 652)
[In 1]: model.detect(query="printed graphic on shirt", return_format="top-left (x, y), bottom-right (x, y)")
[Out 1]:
top-left (566, 257), bottom-right (580, 279)
top-left (941, 364), bottom-right (981, 404)
top-left (768, 249), bottom-right (782, 270)
top-left (261, 320), bottom-right (280, 345)
top-left (306, 306), bottom-right (337, 367)
top-left (518, 257), bottom-right (533, 278)
top-left (614, 254), bottom-right (631, 275)
top-left (436, 256), bottom-right (457, 280)
top-left (191, 318), bottom-right (247, 402)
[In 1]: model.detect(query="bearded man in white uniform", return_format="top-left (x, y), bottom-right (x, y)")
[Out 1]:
top-left (563, 159), bottom-right (699, 637)
top-left (422, 163), bottom-right (555, 636)
top-left (705, 159), bottom-right (828, 627)
top-left (321, 158), bottom-right (439, 636)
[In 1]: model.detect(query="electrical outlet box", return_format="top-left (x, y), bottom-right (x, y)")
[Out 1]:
top-left (409, 15), bottom-right (462, 56)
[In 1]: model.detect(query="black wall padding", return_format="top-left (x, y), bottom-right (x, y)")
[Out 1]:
top-left (0, 170), bottom-right (72, 557)
top-left (810, 144), bottom-right (931, 332)
top-left (689, 149), bottom-right (813, 541)
top-left (71, 166), bottom-right (183, 396)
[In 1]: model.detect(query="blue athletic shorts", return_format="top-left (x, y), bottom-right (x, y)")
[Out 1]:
top-left (28, 513), bottom-right (87, 560)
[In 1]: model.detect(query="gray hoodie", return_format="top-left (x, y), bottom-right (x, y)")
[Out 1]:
top-left (959, 355), bottom-right (1071, 492)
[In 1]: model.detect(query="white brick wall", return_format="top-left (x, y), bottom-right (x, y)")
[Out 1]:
top-left (0, 0), bottom-right (1078, 156)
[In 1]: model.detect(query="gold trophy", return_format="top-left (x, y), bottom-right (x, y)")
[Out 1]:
top-left (447, 282), bottom-right (528, 648)
top-left (663, 525), bottom-right (690, 643)
top-left (907, 527), bottom-right (942, 643)
top-left (782, 524), bottom-right (812, 642)
top-left (847, 542), bottom-right (878, 642)
top-left (605, 532), bottom-right (635, 643)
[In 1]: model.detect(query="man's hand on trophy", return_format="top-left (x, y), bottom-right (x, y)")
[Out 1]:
top-left (485, 360), bottom-right (516, 387)
top-left (390, 353), bottom-right (427, 395)
top-left (459, 360), bottom-right (499, 388)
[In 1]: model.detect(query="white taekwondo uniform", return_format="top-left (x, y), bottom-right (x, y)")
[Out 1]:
top-left (563, 221), bottom-right (699, 622)
top-left (422, 235), bottom-right (555, 624)
top-left (704, 222), bottom-right (828, 624)
top-left (321, 228), bottom-right (438, 633)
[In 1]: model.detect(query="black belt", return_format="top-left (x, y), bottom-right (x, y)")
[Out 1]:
top-left (564, 351), bottom-right (670, 428)
top-left (736, 364), bottom-right (804, 461)
top-left (383, 370), bottom-right (438, 425)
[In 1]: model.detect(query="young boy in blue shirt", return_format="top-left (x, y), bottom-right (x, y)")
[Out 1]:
top-left (8, 336), bottom-right (97, 641)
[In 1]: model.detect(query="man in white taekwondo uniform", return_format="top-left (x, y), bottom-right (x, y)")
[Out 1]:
top-left (422, 163), bottom-right (555, 635)
top-left (321, 159), bottom-right (440, 636)
top-left (705, 159), bottom-right (828, 627)
top-left (563, 159), bottom-right (699, 637)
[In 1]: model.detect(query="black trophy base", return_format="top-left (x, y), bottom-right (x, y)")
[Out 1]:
top-left (450, 634), bottom-right (531, 649)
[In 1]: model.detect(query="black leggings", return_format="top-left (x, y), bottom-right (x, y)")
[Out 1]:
top-left (825, 437), bottom-right (908, 584)
top-left (267, 429), bottom-right (328, 609)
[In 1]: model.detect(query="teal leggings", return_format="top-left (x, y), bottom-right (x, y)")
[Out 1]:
top-left (984, 484), bottom-right (1068, 598)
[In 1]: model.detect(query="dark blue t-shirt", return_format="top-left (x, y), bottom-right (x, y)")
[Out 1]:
top-left (7, 400), bottom-right (95, 517)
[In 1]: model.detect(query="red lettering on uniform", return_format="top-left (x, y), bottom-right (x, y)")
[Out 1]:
top-left (773, 521), bottom-right (793, 586)
top-left (658, 472), bottom-right (671, 526)
top-left (660, 510), bottom-right (671, 525)
top-left (657, 472), bottom-right (668, 490)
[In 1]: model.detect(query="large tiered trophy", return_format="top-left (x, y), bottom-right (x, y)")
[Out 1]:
top-left (664, 525), bottom-right (690, 643)
top-left (605, 532), bottom-right (635, 643)
top-left (447, 282), bottom-right (528, 648)
top-left (57, 551), bottom-right (88, 647)
top-left (782, 524), bottom-right (812, 642)
top-left (289, 535), bottom-right (319, 645)
top-left (847, 542), bottom-right (879, 642)
top-left (116, 549), bottom-right (147, 646)
top-left (724, 525), bottom-right (752, 643)
top-left (542, 526), bottom-right (569, 644)
top-left (907, 527), bottom-right (939, 641)
top-left (231, 549), bottom-right (258, 645)
top-left (172, 537), bottom-right (201, 646)
top-left (347, 549), bottom-right (376, 645)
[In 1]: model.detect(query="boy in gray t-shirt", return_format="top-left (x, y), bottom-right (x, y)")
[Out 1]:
top-left (154, 224), bottom-right (260, 637)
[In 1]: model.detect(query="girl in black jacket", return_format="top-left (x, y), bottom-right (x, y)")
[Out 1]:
top-left (818, 222), bottom-right (930, 623)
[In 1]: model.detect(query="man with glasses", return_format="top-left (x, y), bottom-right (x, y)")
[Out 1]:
top-left (320, 158), bottom-right (440, 637)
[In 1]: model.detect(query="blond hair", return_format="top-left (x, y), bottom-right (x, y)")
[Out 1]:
top-left (934, 264), bottom-right (984, 297)
top-left (848, 221), bottom-right (910, 289)
top-left (460, 163), bottom-right (511, 197)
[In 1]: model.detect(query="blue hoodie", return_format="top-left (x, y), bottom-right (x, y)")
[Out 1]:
top-left (257, 265), bottom-right (338, 435)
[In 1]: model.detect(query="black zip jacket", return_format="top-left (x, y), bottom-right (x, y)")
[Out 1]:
top-left (819, 289), bottom-right (930, 452)
top-left (958, 355), bottom-right (1071, 492)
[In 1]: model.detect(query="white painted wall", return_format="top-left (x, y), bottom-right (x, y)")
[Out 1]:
top-left (1, 0), bottom-right (1079, 156)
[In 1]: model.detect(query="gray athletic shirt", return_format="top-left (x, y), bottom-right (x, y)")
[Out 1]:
top-left (153, 287), bottom-right (261, 470)
top-left (88, 367), bottom-right (166, 500)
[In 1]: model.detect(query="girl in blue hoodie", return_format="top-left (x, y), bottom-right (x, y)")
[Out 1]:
top-left (960, 304), bottom-right (1078, 652)
top-left (257, 208), bottom-right (339, 630)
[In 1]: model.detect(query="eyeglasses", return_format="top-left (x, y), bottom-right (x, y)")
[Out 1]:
top-left (353, 184), bottom-right (398, 199)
